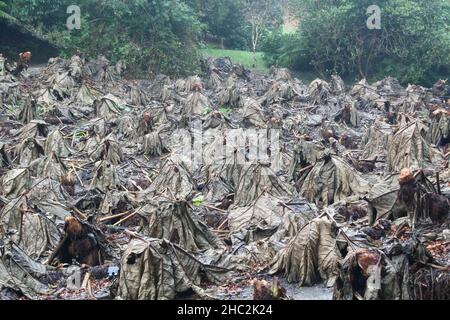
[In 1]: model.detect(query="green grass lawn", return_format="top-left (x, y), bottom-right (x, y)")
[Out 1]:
top-left (200, 48), bottom-right (269, 73)
top-left (200, 47), bottom-right (322, 84)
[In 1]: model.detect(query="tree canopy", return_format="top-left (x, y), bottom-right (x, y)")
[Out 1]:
top-left (185, 0), bottom-right (249, 49)
top-left (5, 0), bottom-right (284, 76)
top-left (9, 0), bottom-right (204, 76)
top-left (264, 0), bottom-right (450, 86)
top-left (1, 0), bottom-right (448, 84)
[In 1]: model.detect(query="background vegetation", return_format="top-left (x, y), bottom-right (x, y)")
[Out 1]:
top-left (1, 0), bottom-right (449, 85)
top-left (200, 47), bottom-right (268, 73)
top-left (7, 0), bottom-right (204, 76)
top-left (263, 0), bottom-right (450, 86)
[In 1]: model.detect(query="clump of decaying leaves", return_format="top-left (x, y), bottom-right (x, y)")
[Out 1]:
top-left (252, 277), bottom-right (287, 300)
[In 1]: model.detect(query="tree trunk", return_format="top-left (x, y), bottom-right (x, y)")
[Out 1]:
top-left (252, 24), bottom-right (258, 68)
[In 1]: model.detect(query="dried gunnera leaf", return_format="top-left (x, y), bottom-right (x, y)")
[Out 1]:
top-left (117, 237), bottom-right (228, 300)
top-left (270, 215), bottom-right (340, 287)
top-left (241, 98), bottom-right (266, 128)
top-left (1, 168), bottom-right (31, 198)
top-left (333, 248), bottom-right (412, 300)
top-left (90, 160), bottom-right (121, 191)
top-left (45, 129), bottom-right (73, 158)
top-left (94, 94), bottom-right (123, 120)
top-left (139, 196), bottom-right (224, 252)
top-left (234, 161), bottom-right (294, 207)
top-left (19, 96), bottom-right (37, 124)
top-left (0, 143), bottom-right (11, 168)
top-left (217, 75), bottom-right (241, 107)
top-left (88, 134), bottom-right (124, 165)
top-left (143, 131), bottom-right (166, 157)
top-left (148, 160), bottom-right (196, 200)
top-left (387, 121), bottom-right (443, 171)
top-left (307, 79), bottom-right (331, 105)
top-left (185, 76), bottom-right (203, 93)
top-left (183, 91), bottom-right (212, 121)
top-left (0, 240), bottom-right (50, 299)
top-left (76, 83), bottom-right (102, 106)
top-left (299, 154), bottom-right (370, 206)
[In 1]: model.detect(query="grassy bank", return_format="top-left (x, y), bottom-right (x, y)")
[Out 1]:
top-left (200, 48), bottom-right (269, 73)
top-left (200, 48), bottom-right (325, 83)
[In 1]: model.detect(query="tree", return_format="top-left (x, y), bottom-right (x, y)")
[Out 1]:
top-left (0, 1), bottom-right (7, 18)
top-left (242, 0), bottom-right (283, 68)
top-left (0, 0), bottom-right (13, 20)
top-left (8, 0), bottom-right (203, 76)
top-left (266, 0), bottom-right (450, 85)
top-left (185, 0), bottom-right (248, 50)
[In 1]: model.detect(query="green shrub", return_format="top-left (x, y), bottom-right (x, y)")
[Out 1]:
top-left (264, 0), bottom-right (450, 86)
top-left (9, 0), bottom-right (203, 77)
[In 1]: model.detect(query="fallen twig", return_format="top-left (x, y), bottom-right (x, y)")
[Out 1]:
top-left (72, 207), bottom-right (87, 220)
top-left (113, 212), bottom-right (138, 226)
top-left (113, 207), bottom-right (144, 226)
top-left (99, 210), bottom-right (131, 223)
top-left (203, 204), bottom-right (228, 214)
top-left (71, 163), bottom-right (84, 187)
